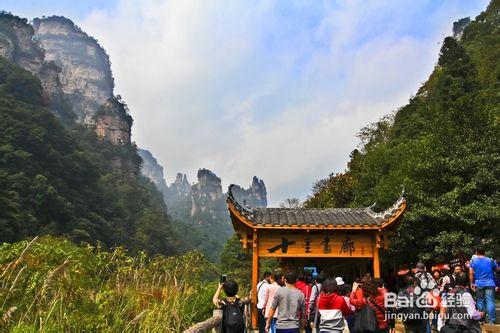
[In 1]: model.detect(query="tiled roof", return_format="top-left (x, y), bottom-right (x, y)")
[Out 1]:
top-left (227, 184), bottom-right (406, 228)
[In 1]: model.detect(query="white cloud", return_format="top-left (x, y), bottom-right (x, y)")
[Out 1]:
top-left (78, 0), bottom-right (488, 205)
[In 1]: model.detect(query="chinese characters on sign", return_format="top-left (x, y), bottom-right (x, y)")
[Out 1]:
top-left (303, 238), bottom-right (311, 253)
top-left (340, 236), bottom-right (355, 256)
top-left (320, 237), bottom-right (332, 254)
top-left (266, 235), bottom-right (362, 256)
top-left (267, 237), bottom-right (296, 254)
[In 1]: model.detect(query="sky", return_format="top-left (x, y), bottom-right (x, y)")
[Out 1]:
top-left (2, 0), bottom-right (490, 206)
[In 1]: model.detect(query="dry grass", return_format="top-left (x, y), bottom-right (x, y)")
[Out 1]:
top-left (0, 236), bottom-right (217, 332)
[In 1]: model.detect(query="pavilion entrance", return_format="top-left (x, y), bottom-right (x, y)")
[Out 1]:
top-left (226, 185), bottom-right (407, 329)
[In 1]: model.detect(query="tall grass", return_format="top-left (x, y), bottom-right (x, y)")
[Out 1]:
top-left (0, 236), bottom-right (217, 332)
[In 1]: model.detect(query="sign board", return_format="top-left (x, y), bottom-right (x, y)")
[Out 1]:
top-left (258, 233), bottom-right (373, 258)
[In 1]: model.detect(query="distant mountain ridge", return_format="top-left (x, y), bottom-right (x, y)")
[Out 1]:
top-left (166, 168), bottom-right (267, 261)
top-left (138, 148), bottom-right (267, 260)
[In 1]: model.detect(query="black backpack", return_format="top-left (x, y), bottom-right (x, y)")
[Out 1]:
top-left (441, 288), bottom-right (481, 333)
top-left (352, 298), bottom-right (381, 333)
top-left (396, 287), bottom-right (424, 320)
top-left (222, 298), bottom-right (245, 333)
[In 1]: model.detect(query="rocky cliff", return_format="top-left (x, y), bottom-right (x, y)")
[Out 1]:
top-left (162, 168), bottom-right (267, 260)
top-left (169, 173), bottom-right (192, 198)
top-left (32, 16), bottom-right (114, 123)
top-left (33, 16), bottom-right (131, 145)
top-left (138, 148), bottom-right (169, 197)
top-left (453, 17), bottom-right (471, 40)
top-left (165, 168), bottom-right (267, 221)
top-left (0, 13), bottom-right (71, 121)
top-left (230, 176), bottom-right (267, 208)
top-left (190, 169), bottom-right (224, 217)
top-left (0, 13), bottom-right (131, 144)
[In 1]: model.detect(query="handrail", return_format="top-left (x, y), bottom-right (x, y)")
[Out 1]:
top-left (183, 310), bottom-right (222, 333)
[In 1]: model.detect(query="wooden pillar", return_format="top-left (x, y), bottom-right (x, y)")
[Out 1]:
top-left (373, 233), bottom-right (380, 278)
top-left (251, 229), bottom-right (259, 329)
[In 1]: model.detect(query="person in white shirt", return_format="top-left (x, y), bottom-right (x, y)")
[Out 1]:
top-left (308, 274), bottom-right (325, 329)
top-left (265, 273), bottom-right (282, 333)
top-left (257, 271), bottom-right (272, 333)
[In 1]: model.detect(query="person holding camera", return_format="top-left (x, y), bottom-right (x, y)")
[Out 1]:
top-left (213, 278), bottom-right (249, 333)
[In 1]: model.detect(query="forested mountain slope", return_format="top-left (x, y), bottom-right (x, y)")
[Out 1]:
top-left (0, 57), bottom-right (178, 255)
top-left (305, 0), bottom-right (499, 264)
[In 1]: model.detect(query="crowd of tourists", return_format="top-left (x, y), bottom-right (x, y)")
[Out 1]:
top-left (213, 248), bottom-right (498, 333)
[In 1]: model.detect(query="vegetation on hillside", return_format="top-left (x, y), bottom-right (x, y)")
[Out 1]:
top-left (305, 1), bottom-right (499, 264)
top-left (0, 57), bottom-right (178, 255)
top-left (0, 236), bottom-right (216, 332)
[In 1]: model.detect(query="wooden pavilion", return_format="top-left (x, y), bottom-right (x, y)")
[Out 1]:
top-left (226, 185), bottom-right (407, 328)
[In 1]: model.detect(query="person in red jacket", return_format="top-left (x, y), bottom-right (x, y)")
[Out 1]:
top-left (350, 276), bottom-right (388, 332)
top-left (296, 273), bottom-right (313, 332)
top-left (317, 278), bottom-right (352, 332)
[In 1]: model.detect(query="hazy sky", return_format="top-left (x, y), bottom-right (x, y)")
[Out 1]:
top-left (3, 0), bottom-right (489, 205)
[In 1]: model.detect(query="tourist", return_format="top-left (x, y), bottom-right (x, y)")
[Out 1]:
top-left (297, 272), bottom-right (312, 332)
top-left (350, 275), bottom-right (388, 332)
top-left (375, 277), bottom-right (395, 333)
top-left (296, 274), bottom-right (307, 293)
top-left (469, 248), bottom-right (498, 324)
top-left (316, 278), bottom-right (352, 332)
top-left (440, 266), bottom-right (454, 292)
top-left (265, 273), bottom-right (282, 333)
top-left (432, 270), bottom-right (442, 289)
top-left (257, 272), bottom-right (272, 333)
top-left (213, 280), bottom-right (247, 333)
top-left (452, 263), bottom-right (463, 279)
top-left (266, 271), bottom-right (306, 333)
top-left (308, 274), bottom-right (325, 330)
top-left (383, 268), bottom-right (398, 294)
top-left (413, 263), bottom-right (436, 333)
top-left (397, 275), bottom-right (426, 333)
top-left (414, 263), bottom-right (436, 287)
top-left (440, 272), bottom-right (484, 332)
top-left (336, 279), bottom-right (355, 331)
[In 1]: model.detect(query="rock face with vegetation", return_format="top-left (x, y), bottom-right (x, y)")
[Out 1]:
top-left (230, 176), bottom-right (268, 208)
top-left (0, 13), bottom-right (176, 255)
top-left (164, 169), bottom-right (267, 261)
top-left (32, 16), bottom-right (114, 123)
top-left (0, 13), bottom-right (131, 145)
top-left (190, 169), bottom-right (224, 217)
top-left (305, 1), bottom-right (499, 264)
top-left (0, 13), bottom-right (72, 122)
top-left (138, 148), bottom-right (169, 199)
top-left (33, 16), bottom-right (132, 145)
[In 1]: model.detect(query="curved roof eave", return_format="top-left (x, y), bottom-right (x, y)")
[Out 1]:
top-left (227, 184), bottom-right (407, 231)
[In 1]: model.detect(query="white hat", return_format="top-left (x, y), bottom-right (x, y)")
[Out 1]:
top-left (335, 277), bottom-right (345, 286)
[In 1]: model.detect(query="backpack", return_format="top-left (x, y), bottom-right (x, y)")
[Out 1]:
top-left (441, 288), bottom-right (481, 333)
top-left (222, 298), bottom-right (244, 333)
top-left (352, 298), bottom-right (381, 333)
top-left (396, 287), bottom-right (424, 322)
